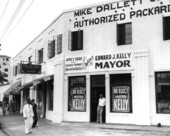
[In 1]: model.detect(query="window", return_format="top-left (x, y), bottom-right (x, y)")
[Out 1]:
top-left (28, 56), bottom-right (32, 63)
top-left (3, 62), bottom-right (6, 65)
top-left (117, 23), bottom-right (132, 45)
top-left (48, 79), bottom-right (53, 111)
top-left (155, 72), bottom-right (170, 114)
top-left (38, 48), bottom-right (43, 64)
top-left (110, 74), bottom-right (132, 113)
top-left (57, 34), bottom-right (62, 54)
top-left (69, 30), bottom-right (83, 51)
top-left (163, 16), bottom-right (170, 40)
top-left (68, 76), bottom-right (86, 112)
top-left (4, 68), bottom-right (8, 72)
top-left (13, 66), bottom-right (17, 76)
top-left (48, 40), bottom-right (55, 59)
top-left (6, 58), bottom-right (9, 61)
top-left (4, 74), bottom-right (8, 77)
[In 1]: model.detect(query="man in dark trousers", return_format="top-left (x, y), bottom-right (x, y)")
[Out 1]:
top-left (32, 99), bottom-right (38, 128)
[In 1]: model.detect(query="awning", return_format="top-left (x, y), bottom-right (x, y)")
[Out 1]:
top-left (17, 75), bottom-right (54, 93)
top-left (3, 81), bottom-right (21, 95)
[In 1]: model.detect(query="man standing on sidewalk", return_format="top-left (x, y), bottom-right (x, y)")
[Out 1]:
top-left (32, 99), bottom-right (38, 128)
top-left (23, 98), bottom-right (34, 134)
top-left (97, 94), bottom-right (106, 124)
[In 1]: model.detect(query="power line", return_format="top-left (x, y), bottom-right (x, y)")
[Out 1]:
top-left (0, 0), bottom-right (25, 41)
top-left (0, 0), bottom-right (10, 22)
top-left (3, 0), bottom-right (34, 40)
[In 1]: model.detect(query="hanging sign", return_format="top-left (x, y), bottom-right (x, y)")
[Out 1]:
top-left (111, 86), bottom-right (130, 112)
top-left (65, 52), bottom-right (133, 73)
top-left (18, 63), bottom-right (41, 74)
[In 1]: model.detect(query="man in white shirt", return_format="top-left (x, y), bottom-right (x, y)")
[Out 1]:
top-left (97, 94), bottom-right (106, 124)
top-left (23, 98), bottom-right (34, 134)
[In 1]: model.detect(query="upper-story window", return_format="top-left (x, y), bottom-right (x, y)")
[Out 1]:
top-left (69, 30), bottom-right (83, 51)
top-left (13, 66), bottom-right (17, 76)
top-left (57, 34), bottom-right (62, 54)
top-left (163, 16), bottom-right (170, 40)
top-left (48, 40), bottom-right (55, 59)
top-left (6, 58), bottom-right (9, 61)
top-left (28, 56), bottom-right (32, 63)
top-left (3, 62), bottom-right (6, 65)
top-left (38, 48), bottom-right (43, 64)
top-left (117, 23), bottom-right (132, 46)
top-left (4, 68), bottom-right (8, 72)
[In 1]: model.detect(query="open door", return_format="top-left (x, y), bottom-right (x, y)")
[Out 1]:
top-left (90, 75), bottom-right (105, 123)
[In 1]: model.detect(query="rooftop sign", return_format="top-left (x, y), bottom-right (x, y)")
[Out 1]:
top-left (73, 0), bottom-right (170, 28)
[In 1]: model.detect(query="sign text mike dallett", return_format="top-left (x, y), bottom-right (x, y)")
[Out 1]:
top-left (73, 0), bottom-right (170, 28)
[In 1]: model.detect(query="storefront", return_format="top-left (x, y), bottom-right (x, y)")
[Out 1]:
top-left (63, 51), bottom-right (149, 124)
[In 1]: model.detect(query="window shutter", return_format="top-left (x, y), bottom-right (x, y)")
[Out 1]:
top-left (163, 17), bottom-right (166, 40)
top-left (57, 34), bottom-right (62, 54)
top-left (48, 41), bottom-right (52, 58)
top-left (35, 50), bottom-right (39, 64)
top-left (68, 30), bottom-right (72, 50)
top-left (13, 66), bottom-right (15, 76)
top-left (55, 39), bottom-right (57, 54)
top-left (52, 40), bottom-right (55, 57)
top-left (78, 30), bottom-right (83, 50)
top-left (116, 23), bottom-right (119, 45)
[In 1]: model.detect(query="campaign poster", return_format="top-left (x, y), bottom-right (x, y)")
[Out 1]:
top-left (112, 86), bottom-right (130, 113)
top-left (68, 76), bottom-right (86, 112)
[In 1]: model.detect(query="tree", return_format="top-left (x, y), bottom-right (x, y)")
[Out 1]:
top-left (0, 70), bottom-right (8, 85)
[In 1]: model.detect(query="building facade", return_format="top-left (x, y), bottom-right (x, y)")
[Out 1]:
top-left (10, 0), bottom-right (170, 125)
top-left (0, 55), bottom-right (12, 101)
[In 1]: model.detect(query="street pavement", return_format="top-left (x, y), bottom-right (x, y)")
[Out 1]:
top-left (0, 108), bottom-right (170, 136)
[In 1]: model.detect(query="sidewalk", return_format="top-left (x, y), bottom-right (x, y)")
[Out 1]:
top-left (0, 113), bottom-right (170, 136)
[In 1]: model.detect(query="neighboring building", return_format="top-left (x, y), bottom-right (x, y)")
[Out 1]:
top-left (0, 55), bottom-right (12, 101)
top-left (6, 0), bottom-right (170, 125)
top-left (0, 55), bottom-right (11, 84)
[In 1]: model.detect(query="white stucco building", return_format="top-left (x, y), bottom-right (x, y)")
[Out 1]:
top-left (7, 0), bottom-right (170, 126)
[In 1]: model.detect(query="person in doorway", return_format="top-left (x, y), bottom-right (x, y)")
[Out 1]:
top-left (23, 98), bottom-right (34, 134)
top-left (97, 94), bottom-right (106, 124)
top-left (37, 99), bottom-right (43, 127)
top-left (32, 99), bottom-right (38, 128)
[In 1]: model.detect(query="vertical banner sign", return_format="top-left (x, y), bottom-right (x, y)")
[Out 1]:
top-left (112, 86), bottom-right (130, 112)
top-left (68, 76), bottom-right (86, 112)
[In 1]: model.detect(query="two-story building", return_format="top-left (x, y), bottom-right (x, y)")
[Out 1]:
top-left (9, 0), bottom-right (170, 125)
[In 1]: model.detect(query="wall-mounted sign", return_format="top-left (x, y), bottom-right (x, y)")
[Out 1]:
top-left (111, 86), bottom-right (130, 112)
top-left (18, 63), bottom-right (41, 74)
top-left (73, 0), bottom-right (170, 28)
top-left (65, 52), bottom-right (133, 73)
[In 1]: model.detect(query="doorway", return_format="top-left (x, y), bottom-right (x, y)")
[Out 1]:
top-left (90, 75), bottom-right (105, 123)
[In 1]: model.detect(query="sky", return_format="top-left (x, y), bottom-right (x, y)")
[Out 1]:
top-left (0, 0), bottom-right (107, 58)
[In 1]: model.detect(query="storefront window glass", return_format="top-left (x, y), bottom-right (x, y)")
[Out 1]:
top-left (110, 74), bottom-right (132, 113)
top-left (156, 72), bottom-right (170, 114)
top-left (68, 76), bottom-right (86, 112)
